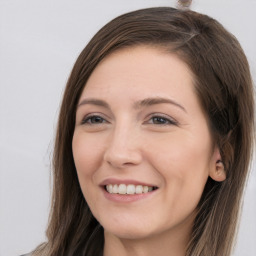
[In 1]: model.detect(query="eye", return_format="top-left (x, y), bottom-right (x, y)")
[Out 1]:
top-left (147, 114), bottom-right (177, 125)
top-left (81, 115), bottom-right (107, 125)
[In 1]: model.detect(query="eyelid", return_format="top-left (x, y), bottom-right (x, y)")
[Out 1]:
top-left (80, 112), bottom-right (109, 125)
top-left (146, 113), bottom-right (178, 125)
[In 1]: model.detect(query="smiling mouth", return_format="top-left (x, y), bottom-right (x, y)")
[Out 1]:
top-left (105, 184), bottom-right (158, 195)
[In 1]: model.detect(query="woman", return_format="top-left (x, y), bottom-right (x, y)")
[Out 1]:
top-left (30, 6), bottom-right (254, 256)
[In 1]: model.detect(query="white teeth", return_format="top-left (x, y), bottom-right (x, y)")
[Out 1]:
top-left (127, 184), bottom-right (135, 194)
top-left (105, 184), bottom-right (156, 194)
top-left (143, 186), bottom-right (149, 193)
top-left (107, 184), bottom-right (113, 193)
top-left (118, 184), bottom-right (126, 194)
top-left (135, 185), bottom-right (143, 194)
top-left (112, 184), bottom-right (118, 193)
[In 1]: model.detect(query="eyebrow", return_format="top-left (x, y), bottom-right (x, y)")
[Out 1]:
top-left (77, 98), bottom-right (110, 108)
top-left (77, 97), bottom-right (186, 113)
top-left (134, 97), bottom-right (186, 112)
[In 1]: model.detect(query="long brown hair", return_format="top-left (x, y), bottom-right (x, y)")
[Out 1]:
top-left (33, 7), bottom-right (254, 256)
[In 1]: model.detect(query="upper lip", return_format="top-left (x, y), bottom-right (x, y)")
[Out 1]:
top-left (100, 178), bottom-right (158, 187)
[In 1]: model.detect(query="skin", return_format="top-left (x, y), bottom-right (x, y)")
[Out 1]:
top-left (72, 46), bottom-right (225, 256)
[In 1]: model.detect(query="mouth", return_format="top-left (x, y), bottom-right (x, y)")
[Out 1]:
top-left (104, 184), bottom-right (159, 195)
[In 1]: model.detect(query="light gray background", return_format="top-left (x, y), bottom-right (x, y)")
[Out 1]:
top-left (0, 0), bottom-right (255, 255)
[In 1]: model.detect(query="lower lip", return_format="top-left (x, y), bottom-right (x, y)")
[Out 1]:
top-left (102, 187), bottom-right (157, 203)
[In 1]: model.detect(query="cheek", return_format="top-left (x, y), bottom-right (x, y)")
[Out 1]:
top-left (147, 132), bottom-right (211, 207)
top-left (150, 132), bottom-right (212, 174)
top-left (72, 132), bottom-right (108, 218)
top-left (72, 132), bottom-right (104, 189)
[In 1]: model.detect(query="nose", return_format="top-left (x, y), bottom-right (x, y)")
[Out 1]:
top-left (103, 124), bottom-right (143, 169)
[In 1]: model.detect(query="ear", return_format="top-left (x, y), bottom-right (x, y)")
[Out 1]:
top-left (209, 147), bottom-right (226, 182)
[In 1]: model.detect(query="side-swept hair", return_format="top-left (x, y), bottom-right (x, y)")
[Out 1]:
top-left (33, 7), bottom-right (254, 256)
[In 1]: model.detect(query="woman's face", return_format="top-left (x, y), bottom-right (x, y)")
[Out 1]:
top-left (72, 46), bottom-right (220, 240)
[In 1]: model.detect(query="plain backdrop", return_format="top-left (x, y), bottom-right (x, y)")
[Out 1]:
top-left (0, 0), bottom-right (255, 255)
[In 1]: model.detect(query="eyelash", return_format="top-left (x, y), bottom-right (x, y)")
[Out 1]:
top-left (146, 114), bottom-right (177, 126)
top-left (81, 113), bottom-right (177, 126)
top-left (81, 114), bottom-right (108, 125)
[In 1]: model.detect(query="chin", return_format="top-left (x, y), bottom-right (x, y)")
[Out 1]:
top-left (101, 218), bottom-right (162, 240)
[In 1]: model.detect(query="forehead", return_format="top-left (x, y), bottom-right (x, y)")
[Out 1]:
top-left (82, 45), bottom-right (195, 99)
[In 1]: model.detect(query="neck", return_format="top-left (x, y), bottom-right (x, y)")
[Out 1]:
top-left (103, 216), bottom-right (193, 256)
